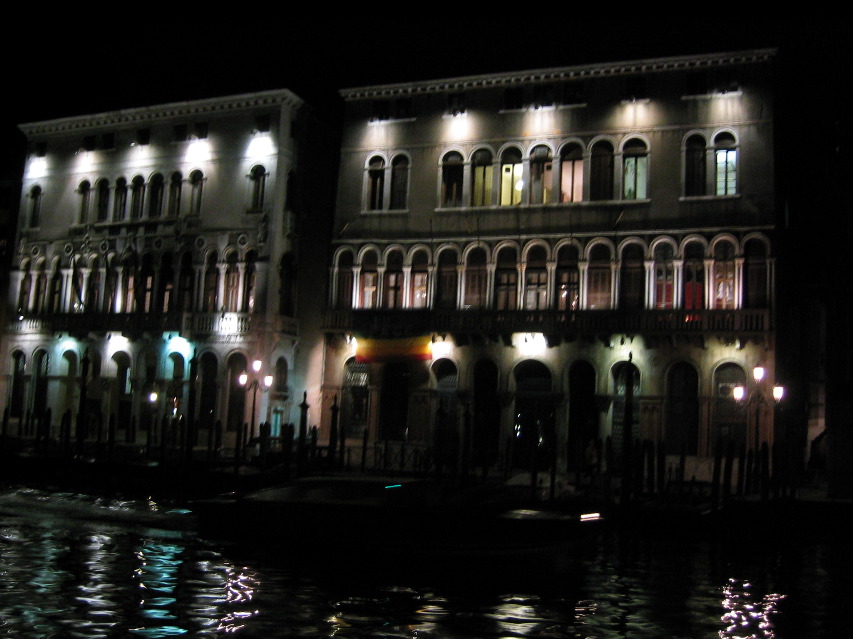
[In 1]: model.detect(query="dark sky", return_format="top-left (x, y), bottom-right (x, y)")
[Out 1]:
top-left (1, 19), bottom-right (847, 176)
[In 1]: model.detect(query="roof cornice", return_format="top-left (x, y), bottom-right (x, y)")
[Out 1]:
top-left (19, 88), bottom-right (304, 137)
top-left (339, 49), bottom-right (777, 101)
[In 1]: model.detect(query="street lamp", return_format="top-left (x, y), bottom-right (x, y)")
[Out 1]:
top-left (732, 365), bottom-right (784, 451)
top-left (239, 359), bottom-right (273, 439)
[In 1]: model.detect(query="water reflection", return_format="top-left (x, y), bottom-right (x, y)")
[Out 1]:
top-left (0, 486), bottom-right (849, 638)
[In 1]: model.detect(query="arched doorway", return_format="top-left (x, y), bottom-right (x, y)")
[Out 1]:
top-left (379, 362), bottom-right (409, 440)
top-left (612, 361), bottom-right (640, 461)
top-left (666, 362), bottom-right (699, 455)
top-left (567, 360), bottom-right (597, 472)
top-left (432, 358), bottom-right (459, 467)
top-left (472, 359), bottom-right (500, 468)
top-left (513, 360), bottom-right (555, 470)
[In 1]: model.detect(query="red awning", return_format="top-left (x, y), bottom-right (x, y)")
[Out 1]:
top-left (355, 336), bottom-right (432, 363)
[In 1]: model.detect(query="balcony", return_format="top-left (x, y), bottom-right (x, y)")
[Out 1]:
top-left (323, 308), bottom-right (772, 343)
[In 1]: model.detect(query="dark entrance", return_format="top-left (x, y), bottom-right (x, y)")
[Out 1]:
top-left (512, 360), bottom-right (555, 470)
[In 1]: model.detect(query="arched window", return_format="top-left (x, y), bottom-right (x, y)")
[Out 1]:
top-left (342, 357), bottom-right (370, 437)
top-left (96, 178), bottom-right (110, 222)
top-left (743, 239), bottom-right (768, 308)
top-left (560, 144), bottom-right (583, 203)
top-left (622, 138), bottom-right (648, 200)
top-left (168, 172), bottom-right (183, 217)
top-left (471, 149), bottom-right (493, 207)
top-left (590, 141), bottom-right (614, 201)
top-left (226, 354), bottom-right (247, 433)
top-left (9, 351), bottom-right (26, 419)
top-left (654, 243), bottom-right (675, 309)
top-left (274, 357), bottom-right (289, 395)
top-left (524, 245), bottom-right (548, 310)
top-left (224, 252), bottom-right (240, 311)
top-left (612, 361), bottom-right (640, 459)
top-left (441, 151), bottom-right (464, 208)
top-left (113, 177), bottom-right (127, 221)
top-left (48, 269), bottom-right (63, 313)
top-left (250, 165), bottom-right (267, 211)
top-left (684, 134), bottom-right (707, 196)
top-left (243, 251), bottom-right (257, 313)
top-left (714, 132), bottom-right (737, 195)
top-left (555, 244), bottom-right (579, 311)
top-left (360, 251), bottom-right (378, 308)
top-left (435, 249), bottom-right (458, 310)
top-left (464, 246), bottom-right (488, 309)
top-left (713, 240), bottom-right (736, 309)
top-left (203, 252), bottom-right (219, 312)
top-left (336, 251), bottom-right (354, 309)
top-left (28, 185), bottom-right (42, 227)
top-left (410, 250), bottom-right (429, 308)
top-left (147, 173), bottom-right (164, 218)
top-left (87, 257), bottom-right (102, 313)
top-left (383, 250), bottom-right (404, 308)
top-left (130, 176), bottom-right (145, 219)
top-left (683, 241), bottom-right (705, 311)
top-left (177, 252), bottom-right (195, 312)
top-left (619, 243), bottom-right (645, 309)
top-left (494, 246), bottom-right (518, 310)
top-left (390, 155), bottom-right (409, 210)
top-left (529, 145), bottom-right (553, 204)
top-left (366, 157), bottom-right (384, 211)
top-left (158, 253), bottom-right (174, 313)
top-left (587, 244), bottom-right (612, 309)
top-left (189, 170), bottom-right (204, 215)
top-left (78, 180), bottom-right (91, 224)
top-left (121, 255), bottom-right (137, 312)
top-left (32, 264), bottom-right (47, 314)
top-left (138, 254), bottom-right (155, 312)
top-left (499, 148), bottom-right (523, 206)
top-left (16, 262), bottom-right (32, 314)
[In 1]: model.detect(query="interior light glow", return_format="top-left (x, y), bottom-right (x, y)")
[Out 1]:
top-left (247, 133), bottom-right (275, 158)
top-left (185, 138), bottom-right (211, 164)
top-left (517, 332), bottom-right (546, 356)
top-left (580, 513), bottom-right (601, 522)
top-left (26, 157), bottom-right (48, 179)
top-left (430, 336), bottom-right (452, 359)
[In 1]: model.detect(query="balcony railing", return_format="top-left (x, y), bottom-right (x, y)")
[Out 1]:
top-left (323, 308), bottom-right (772, 339)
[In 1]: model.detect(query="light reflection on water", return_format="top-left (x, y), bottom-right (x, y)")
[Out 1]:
top-left (0, 486), bottom-right (848, 638)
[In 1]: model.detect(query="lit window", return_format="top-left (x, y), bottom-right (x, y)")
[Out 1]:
top-left (555, 245), bottom-right (579, 311)
top-left (441, 151), bottom-right (464, 208)
top-left (714, 132), bottom-right (737, 195)
top-left (654, 243), bottom-right (675, 309)
top-left (499, 148), bottom-right (523, 206)
top-left (410, 250), bottom-right (429, 308)
top-left (529, 146), bottom-right (552, 205)
top-left (683, 242), bottom-right (704, 311)
top-left (471, 149), bottom-right (493, 207)
top-left (360, 251), bottom-right (379, 308)
top-left (560, 144), bottom-right (583, 203)
top-left (383, 251), bottom-right (404, 308)
top-left (712, 241), bottom-right (736, 309)
top-left (622, 138), bottom-right (648, 200)
top-left (524, 245), bottom-right (548, 310)
top-left (587, 244), bottom-right (612, 309)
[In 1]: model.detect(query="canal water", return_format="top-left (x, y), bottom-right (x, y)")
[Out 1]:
top-left (0, 484), bottom-right (848, 638)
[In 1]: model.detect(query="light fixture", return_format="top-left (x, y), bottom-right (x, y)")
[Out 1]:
top-left (753, 366), bottom-right (766, 383)
top-left (773, 386), bottom-right (785, 402)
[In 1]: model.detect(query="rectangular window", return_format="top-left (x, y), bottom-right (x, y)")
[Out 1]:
top-left (464, 269), bottom-right (488, 309)
top-left (556, 269), bottom-right (579, 311)
top-left (494, 271), bottom-right (517, 310)
top-left (623, 156), bottom-right (648, 199)
top-left (472, 164), bottom-right (493, 206)
top-left (500, 163), bottom-right (522, 205)
top-left (716, 150), bottom-right (737, 195)
top-left (361, 272), bottom-right (377, 308)
top-left (587, 269), bottom-right (611, 309)
top-left (411, 272), bottom-right (428, 308)
top-left (561, 160), bottom-right (583, 202)
top-left (384, 272), bottom-right (403, 308)
top-left (524, 271), bottom-right (548, 310)
top-left (530, 162), bottom-right (552, 204)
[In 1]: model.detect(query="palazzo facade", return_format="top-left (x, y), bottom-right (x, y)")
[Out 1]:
top-left (320, 50), bottom-right (779, 480)
top-left (2, 89), bottom-right (332, 451)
